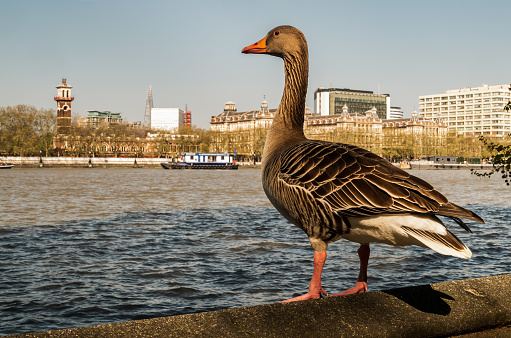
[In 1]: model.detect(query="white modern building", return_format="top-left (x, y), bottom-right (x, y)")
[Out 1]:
top-left (151, 108), bottom-right (184, 131)
top-left (389, 106), bottom-right (404, 119)
top-left (314, 87), bottom-right (391, 120)
top-left (419, 84), bottom-right (511, 136)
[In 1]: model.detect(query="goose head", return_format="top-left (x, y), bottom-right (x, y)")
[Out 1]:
top-left (242, 25), bottom-right (309, 143)
top-left (242, 25), bottom-right (307, 60)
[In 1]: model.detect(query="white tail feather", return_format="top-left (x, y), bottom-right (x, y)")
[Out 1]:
top-left (402, 226), bottom-right (472, 259)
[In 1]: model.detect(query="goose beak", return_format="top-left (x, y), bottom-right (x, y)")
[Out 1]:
top-left (242, 36), bottom-right (267, 54)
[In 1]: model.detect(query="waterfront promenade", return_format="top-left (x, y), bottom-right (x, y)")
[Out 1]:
top-left (1, 156), bottom-right (163, 168)
top-left (0, 156), bottom-right (263, 168)
top-left (10, 274), bottom-right (511, 337)
top-left (409, 160), bottom-right (494, 170)
top-left (1, 156), bottom-right (496, 170)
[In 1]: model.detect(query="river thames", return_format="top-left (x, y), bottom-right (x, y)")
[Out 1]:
top-left (0, 168), bottom-right (509, 335)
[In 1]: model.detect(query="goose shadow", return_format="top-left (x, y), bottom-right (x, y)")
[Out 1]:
top-left (382, 284), bottom-right (454, 315)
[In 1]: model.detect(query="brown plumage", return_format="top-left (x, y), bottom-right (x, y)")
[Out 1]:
top-left (242, 25), bottom-right (484, 302)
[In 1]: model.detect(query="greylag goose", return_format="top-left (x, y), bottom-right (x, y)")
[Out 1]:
top-left (242, 25), bottom-right (484, 303)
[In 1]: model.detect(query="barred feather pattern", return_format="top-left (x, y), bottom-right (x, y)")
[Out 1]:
top-left (262, 140), bottom-right (484, 244)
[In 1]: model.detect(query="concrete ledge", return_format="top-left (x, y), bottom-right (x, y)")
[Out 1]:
top-left (1, 156), bottom-right (164, 168)
top-left (11, 274), bottom-right (511, 337)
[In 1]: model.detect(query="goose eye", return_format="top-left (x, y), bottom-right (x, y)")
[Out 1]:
top-left (274, 31), bottom-right (280, 36)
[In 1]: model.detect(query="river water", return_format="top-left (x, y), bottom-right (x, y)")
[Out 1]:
top-left (0, 168), bottom-right (509, 335)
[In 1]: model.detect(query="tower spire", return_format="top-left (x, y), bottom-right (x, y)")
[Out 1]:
top-left (144, 85), bottom-right (153, 128)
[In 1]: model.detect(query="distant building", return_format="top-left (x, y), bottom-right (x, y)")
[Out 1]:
top-left (210, 98), bottom-right (382, 155)
top-left (210, 99), bottom-right (448, 159)
top-left (85, 110), bottom-right (123, 128)
top-left (210, 99), bottom-right (278, 158)
top-left (314, 87), bottom-right (391, 120)
top-left (151, 108), bottom-right (184, 131)
top-left (54, 78), bottom-right (74, 135)
top-left (389, 106), bottom-right (404, 119)
top-left (184, 109), bottom-right (192, 127)
top-left (382, 110), bottom-right (447, 136)
top-left (419, 84), bottom-right (511, 137)
top-left (382, 110), bottom-right (447, 159)
top-left (306, 104), bottom-right (383, 154)
top-left (210, 100), bottom-right (276, 132)
top-left (144, 86), bottom-right (153, 128)
top-left (144, 86), bottom-right (190, 130)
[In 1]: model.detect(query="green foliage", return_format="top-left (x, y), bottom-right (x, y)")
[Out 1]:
top-left (208, 126), bottom-right (268, 160)
top-left (60, 123), bottom-right (211, 158)
top-left (0, 105), bottom-right (56, 156)
top-left (471, 135), bottom-right (511, 185)
top-left (471, 97), bottom-right (511, 186)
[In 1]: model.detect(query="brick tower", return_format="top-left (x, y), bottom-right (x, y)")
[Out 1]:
top-left (54, 78), bottom-right (74, 134)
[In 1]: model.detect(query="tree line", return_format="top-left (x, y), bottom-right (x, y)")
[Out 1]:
top-left (0, 105), bottom-right (55, 156)
top-left (0, 104), bottom-right (506, 163)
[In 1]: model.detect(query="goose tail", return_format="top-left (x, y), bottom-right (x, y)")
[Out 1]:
top-left (402, 226), bottom-right (472, 259)
top-left (439, 202), bottom-right (485, 224)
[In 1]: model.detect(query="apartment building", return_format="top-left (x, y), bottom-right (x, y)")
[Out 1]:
top-left (419, 84), bottom-right (511, 137)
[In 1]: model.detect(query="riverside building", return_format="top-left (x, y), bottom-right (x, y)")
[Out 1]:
top-left (419, 84), bottom-right (511, 137)
top-left (305, 104), bottom-right (383, 154)
top-left (314, 87), bottom-right (391, 120)
top-left (84, 110), bottom-right (123, 128)
top-left (151, 108), bottom-right (185, 131)
top-left (209, 99), bottom-right (277, 160)
top-left (210, 100), bottom-right (276, 132)
top-left (210, 99), bottom-right (446, 158)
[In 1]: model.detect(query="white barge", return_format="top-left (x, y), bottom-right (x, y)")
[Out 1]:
top-left (161, 153), bottom-right (238, 170)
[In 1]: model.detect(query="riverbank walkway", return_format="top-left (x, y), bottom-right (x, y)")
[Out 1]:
top-left (0, 156), bottom-right (263, 168)
top-left (10, 274), bottom-right (511, 337)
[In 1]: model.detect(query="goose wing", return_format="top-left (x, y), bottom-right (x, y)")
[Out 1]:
top-left (278, 140), bottom-right (484, 224)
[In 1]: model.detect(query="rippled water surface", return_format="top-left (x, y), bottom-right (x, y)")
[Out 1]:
top-left (0, 168), bottom-right (510, 335)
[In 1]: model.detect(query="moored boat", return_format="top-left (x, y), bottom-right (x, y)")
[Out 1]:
top-left (161, 153), bottom-right (238, 170)
top-left (0, 162), bottom-right (14, 169)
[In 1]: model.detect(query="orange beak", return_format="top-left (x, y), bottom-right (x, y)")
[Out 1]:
top-left (242, 35), bottom-right (267, 54)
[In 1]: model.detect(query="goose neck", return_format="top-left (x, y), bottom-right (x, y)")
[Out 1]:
top-left (274, 52), bottom-right (308, 133)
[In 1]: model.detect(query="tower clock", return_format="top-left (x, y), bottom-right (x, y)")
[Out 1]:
top-left (54, 78), bottom-right (74, 135)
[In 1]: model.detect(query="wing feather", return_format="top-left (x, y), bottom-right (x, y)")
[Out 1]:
top-left (276, 140), bottom-right (483, 224)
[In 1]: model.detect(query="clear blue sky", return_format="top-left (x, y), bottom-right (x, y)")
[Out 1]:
top-left (1, 0), bottom-right (510, 129)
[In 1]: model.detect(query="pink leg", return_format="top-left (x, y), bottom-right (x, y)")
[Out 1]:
top-left (281, 251), bottom-right (329, 303)
top-left (332, 244), bottom-right (370, 296)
